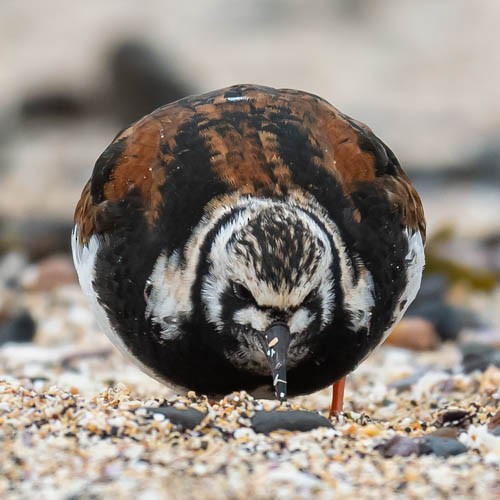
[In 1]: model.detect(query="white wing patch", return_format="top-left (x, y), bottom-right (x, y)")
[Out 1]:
top-left (382, 229), bottom-right (425, 341)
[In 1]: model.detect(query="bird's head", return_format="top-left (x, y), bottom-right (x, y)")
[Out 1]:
top-left (201, 198), bottom-right (336, 400)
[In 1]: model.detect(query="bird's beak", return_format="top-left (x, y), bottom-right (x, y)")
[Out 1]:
top-left (262, 322), bottom-right (290, 402)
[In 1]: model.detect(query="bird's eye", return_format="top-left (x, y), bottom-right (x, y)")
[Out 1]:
top-left (232, 282), bottom-right (254, 302)
top-left (303, 289), bottom-right (318, 305)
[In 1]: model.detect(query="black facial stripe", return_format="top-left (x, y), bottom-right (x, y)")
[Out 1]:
top-left (190, 206), bottom-right (246, 324)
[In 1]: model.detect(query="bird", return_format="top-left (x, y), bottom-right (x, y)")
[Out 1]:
top-left (72, 84), bottom-right (426, 416)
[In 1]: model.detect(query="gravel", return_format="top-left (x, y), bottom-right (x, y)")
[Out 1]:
top-left (0, 283), bottom-right (499, 499)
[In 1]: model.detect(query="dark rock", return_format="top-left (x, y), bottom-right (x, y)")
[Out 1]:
top-left (20, 92), bottom-right (87, 121)
top-left (141, 406), bottom-right (206, 430)
top-left (460, 342), bottom-right (500, 373)
top-left (0, 311), bottom-right (36, 345)
top-left (108, 40), bottom-right (192, 125)
top-left (417, 436), bottom-right (467, 457)
top-left (376, 435), bottom-right (419, 458)
top-left (434, 409), bottom-right (472, 428)
top-left (251, 410), bottom-right (332, 434)
top-left (404, 274), bottom-right (483, 341)
top-left (405, 303), bottom-right (464, 341)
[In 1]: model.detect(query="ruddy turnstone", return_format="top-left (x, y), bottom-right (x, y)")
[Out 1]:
top-left (72, 84), bottom-right (425, 415)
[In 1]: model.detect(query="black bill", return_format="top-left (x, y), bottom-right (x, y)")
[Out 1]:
top-left (263, 322), bottom-right (291, 402)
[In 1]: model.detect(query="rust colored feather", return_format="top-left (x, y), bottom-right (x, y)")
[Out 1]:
top-left (74, 84), bottom-right (425, 245)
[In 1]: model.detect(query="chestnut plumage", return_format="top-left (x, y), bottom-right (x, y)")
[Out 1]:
top-left (72, 84), bottom-right (425, 403)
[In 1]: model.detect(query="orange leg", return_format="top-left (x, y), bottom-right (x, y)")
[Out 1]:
top-left (329, 376), bottom-right (346, 418)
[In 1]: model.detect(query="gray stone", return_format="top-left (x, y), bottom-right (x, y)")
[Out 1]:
top-left (141, 406), bottom-right (206, 430)
top-left (0, 311), bottom-right (36, 345)
top-left (417, 436), bottom-right (467, 457)
top-left (251, 410), bottom-right (332, 434)
top-left (376, 435), bottom-right (419, 458)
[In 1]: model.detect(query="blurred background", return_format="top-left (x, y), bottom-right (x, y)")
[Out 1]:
top-left (1, 0), bottom-right (499, 369)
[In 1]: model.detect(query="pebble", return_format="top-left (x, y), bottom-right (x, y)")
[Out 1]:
top-left (417, 436), bottom-right (468, 457)
top-left (251, 410), bottom-right (332, 434)
top-left (378, 434), bottom-right (468, 458)
top-left (20, 91), bottom-right (87, 121)
top-left (0, 280), bottom-right (499, 498)
top-left (141, 406), bottom-right (207, 430)
top-left (376, 435), bottom-right (419, 458)
top-left (385, 318), bottom-right (440, 350)
top-left (434, 408), bottom-right (473, 428)
top-left (406, 304), bottom-right (471, 342)
top-left (0, 310), bottom-right (36, 345)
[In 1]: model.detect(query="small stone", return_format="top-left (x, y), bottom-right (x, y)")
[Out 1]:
top-left (417, 436), bottom-right (467, 457)
top-left (435, 408), bottom-right (472, 428)
top-left (376, 435), bottom-right (419, 458)
top-left (141, 406), bottom-right (206, 430)
top-left (0, 311), bottom-right (36, 345)
top-left (251, 410), bottom-right (332, 434)
top-left (407, 304), bottom-right (471, 341)
top-left (385, 318), bottom-right (440, 351)
top-left (20, 91), bottom-right (86, 121)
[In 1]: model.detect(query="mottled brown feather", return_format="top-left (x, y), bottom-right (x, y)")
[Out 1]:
top-left (75, 85), bottom-right (425, 245)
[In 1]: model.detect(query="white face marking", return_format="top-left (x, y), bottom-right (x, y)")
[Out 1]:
top-left (289, 308), bottom-right (315, 334)
top-left (201, 198), bottom-right (336, 331)
top-left (142, 191), bottom-right (377, 351)
top-left (233, 306), bottom-right (315, 335)
top-left (233, 306), bottom-right (269, 332)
